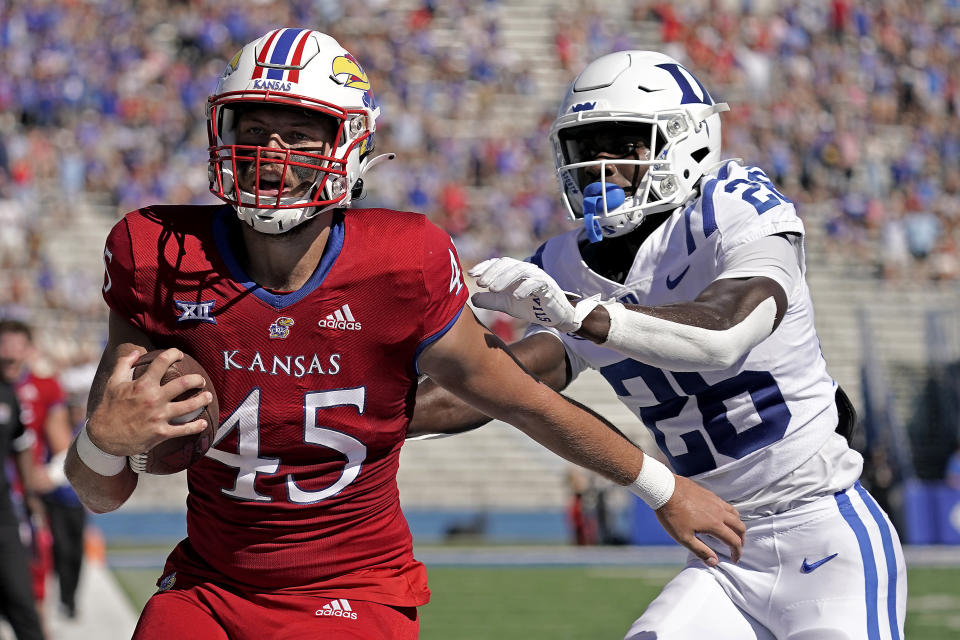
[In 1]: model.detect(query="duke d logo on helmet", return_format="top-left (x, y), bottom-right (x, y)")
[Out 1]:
top-left (654, 62), bottom-right (714, 106)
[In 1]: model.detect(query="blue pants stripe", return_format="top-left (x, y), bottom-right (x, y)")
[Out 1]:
top-left (835, 488), bottom-right (880, 640)
top-left (854, 481), bottom-right (901, 640)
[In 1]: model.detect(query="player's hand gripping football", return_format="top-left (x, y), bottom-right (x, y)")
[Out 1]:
top-left (656, 475), bottom-right (746, 566)
top-left (469, 257), bottom-right (600, 333)
top-left (86, 345), bottom-right (213, 457)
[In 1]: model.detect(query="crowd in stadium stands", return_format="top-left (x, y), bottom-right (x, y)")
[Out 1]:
top-left (638, 0), bottom-right (960, 284)
top-left (0, 1), bottom-right (957, 364)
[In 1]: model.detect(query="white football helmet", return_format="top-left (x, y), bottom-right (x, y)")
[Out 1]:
top-left (207, 29), bottom-right (393, 234)
top-left (550, 51), bottom-right (730, 241)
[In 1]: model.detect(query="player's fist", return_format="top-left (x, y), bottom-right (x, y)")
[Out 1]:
top-left (86, 345), bottom-right (213, 457)
top-left (128, 350), bottom-right (219, 474)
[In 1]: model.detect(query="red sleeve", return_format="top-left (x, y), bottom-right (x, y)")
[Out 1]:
top-left (419, 220), bottom-right (468, 346)
top-left (102, 214), bottom-right (147, 330)
top-left (41, 377), bottom-right (66, 410)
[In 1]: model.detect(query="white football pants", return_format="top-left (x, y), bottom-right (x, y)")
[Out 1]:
top-left (624, 482), bottom-right (906, 640)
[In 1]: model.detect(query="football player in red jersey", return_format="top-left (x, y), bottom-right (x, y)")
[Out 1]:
top-left (0, 377), bottom-right (44, 640)
top-left (64, 30), bottom-right (745, 640)
top-left (0, 319), bottom-right (79, 628)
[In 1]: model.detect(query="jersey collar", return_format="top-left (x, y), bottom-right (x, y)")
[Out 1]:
top-left (212, 207), bottom-right (345, 310)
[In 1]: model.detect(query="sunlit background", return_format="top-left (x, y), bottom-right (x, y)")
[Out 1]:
top-left (2, 0), bottom-right (959, 638)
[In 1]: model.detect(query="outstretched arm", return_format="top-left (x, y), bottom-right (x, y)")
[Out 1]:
top-left (576, 276), bottom-right (786, 371)
top-left (470, 234), bottom-right (797, 371)
top-left (418, 307), bottom-right (745, 566)
top-left (408, 331), bottom-right (569, 438)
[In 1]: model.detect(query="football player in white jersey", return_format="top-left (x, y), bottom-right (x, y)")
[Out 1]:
top-left (410, 51), bottom-right (906, 640)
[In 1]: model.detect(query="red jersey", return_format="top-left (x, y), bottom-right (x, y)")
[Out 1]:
top-left (11, 372), bottom-right (62, 600)
top-left (102, 205), bottom-right (468, 606)
top-left (14, 371), bottom-right (65, 465)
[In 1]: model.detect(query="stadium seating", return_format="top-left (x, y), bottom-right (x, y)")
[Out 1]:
top-left (2, 0), bottom-right (959, 527)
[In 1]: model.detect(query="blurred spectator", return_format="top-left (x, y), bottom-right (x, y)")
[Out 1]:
top-left (42, 374), bottom-right (90, 620)
top-left (879, 197), bottom-right (912, 281)
top-left (0, 319), bottom-right (75, 626)
top-left (928, 232), bottom-right (960, 282)
top-left (565, 467), bottom-right (597, 546)
top-left (0, 378), bottom-right (44, 640)
top-left (565, 468), bottom-right (628, 546)
top-left (586, 475), bottom-right (629, 546)
top-left (904, 203), bottom-right (941, 262)
top-left (861, 443), bottom-right (899, 523)
top-left (2, 0), bottom-right (960, 402)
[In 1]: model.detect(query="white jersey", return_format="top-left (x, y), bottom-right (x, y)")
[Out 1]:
top-left (530, 161), bottom-right (862, 515)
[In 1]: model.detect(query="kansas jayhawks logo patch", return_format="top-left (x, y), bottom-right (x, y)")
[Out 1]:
top-left (222, 48), bottom-right (242, 80)
top-left (331, 53), bottom-right (370, 90)
top-left (269, 316), bottom-right (295, 339)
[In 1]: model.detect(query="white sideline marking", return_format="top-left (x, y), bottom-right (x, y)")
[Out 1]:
top-left (45, 558), bottom-right (138, 640)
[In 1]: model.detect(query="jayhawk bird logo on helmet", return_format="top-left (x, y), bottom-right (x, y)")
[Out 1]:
top-left (205, 29), bottom-right (392, 235)
top-left (331, 54), bottom-right (370, 90)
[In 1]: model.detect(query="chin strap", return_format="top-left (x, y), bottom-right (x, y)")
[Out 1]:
top-left (358, 152), bottom-right (396, 180)
top-left (691, 102), bottom-right (730, 132)
top-left (351, 152), bottom-right (397, 200)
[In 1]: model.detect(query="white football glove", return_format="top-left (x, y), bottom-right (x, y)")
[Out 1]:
top-left (468, 257), bottom-right (601, 333)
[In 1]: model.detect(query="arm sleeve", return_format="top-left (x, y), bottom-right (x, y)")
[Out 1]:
top-left (45, 377), bottom-right (67, 410)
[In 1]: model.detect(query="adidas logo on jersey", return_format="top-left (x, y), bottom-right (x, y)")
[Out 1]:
top-left (315, 599), bottom-right (357, 619)
top-left (318, 304), bottom-right (361, 331)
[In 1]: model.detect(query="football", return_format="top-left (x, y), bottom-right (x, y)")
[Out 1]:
top-left (127, 350), bottom-right (219, 475)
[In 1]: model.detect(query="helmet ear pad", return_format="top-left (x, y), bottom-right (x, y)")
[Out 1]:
top-left (206, 29), bottom-right (381, 234)
top-left (549, 51), bottom-right (728, 237)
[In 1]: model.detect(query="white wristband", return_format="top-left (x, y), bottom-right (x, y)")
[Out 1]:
top-left (629, 455), bottom-right (676, 510)
top-left (76, 421), bottom-right (127, 477)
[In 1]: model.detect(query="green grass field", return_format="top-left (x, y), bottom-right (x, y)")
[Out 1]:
top-left (112, 562), bottom-right (960, 639)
